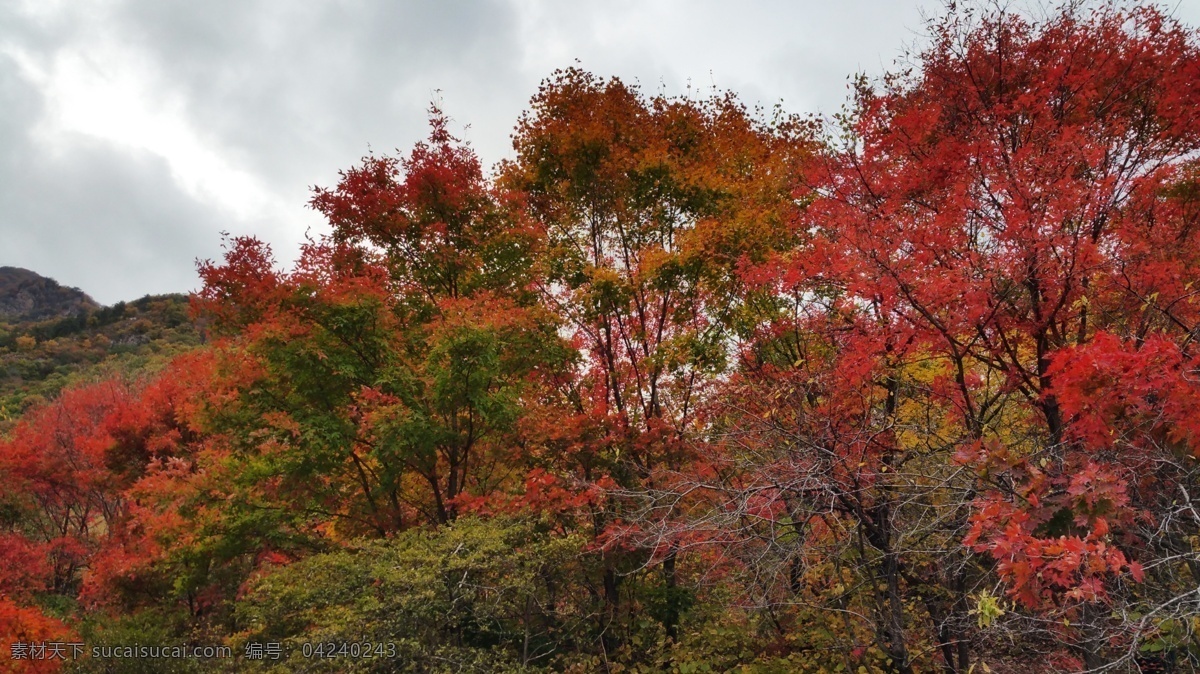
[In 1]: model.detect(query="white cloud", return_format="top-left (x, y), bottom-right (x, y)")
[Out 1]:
top-left (6, 36), bottom-right (290, 224)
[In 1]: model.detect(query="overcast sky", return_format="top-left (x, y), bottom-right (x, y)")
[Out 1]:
top-left (2, 1), bottom-right (1198, 304)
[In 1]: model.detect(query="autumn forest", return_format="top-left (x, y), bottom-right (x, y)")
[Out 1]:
top-left (3, 3), bottom-right (1200, 672)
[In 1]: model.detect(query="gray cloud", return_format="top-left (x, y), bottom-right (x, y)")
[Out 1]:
top-left (0, 14), bottom-right (218, 303)
top-left (106, 0), bottom-right (523, 188)
top-left (2, 0), bottom-right (1196, 304)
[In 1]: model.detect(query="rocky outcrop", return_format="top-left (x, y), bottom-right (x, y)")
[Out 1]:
top-left (0, 267), bottom-right (100, 322)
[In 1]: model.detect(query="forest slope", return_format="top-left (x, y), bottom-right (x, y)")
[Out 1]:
top-left (0, 269), bottom-right (200, 425)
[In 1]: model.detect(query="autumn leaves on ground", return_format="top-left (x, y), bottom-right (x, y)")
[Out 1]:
top-left (3, 3), bottom-right (1200, 672)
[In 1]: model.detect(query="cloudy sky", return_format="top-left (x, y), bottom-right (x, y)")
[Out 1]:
top-left (2, 1), bottom-right (1198, 304)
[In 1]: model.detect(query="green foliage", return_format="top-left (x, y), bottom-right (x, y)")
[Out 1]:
top-left (67, 608), bottom-right (207, 674)
top-left (234, 516), bottom-right (585, 673)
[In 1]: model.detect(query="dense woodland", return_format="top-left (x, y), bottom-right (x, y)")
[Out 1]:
top-left (2, 3), bottom-right (1200, 672)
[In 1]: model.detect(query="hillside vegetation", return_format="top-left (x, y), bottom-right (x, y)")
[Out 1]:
top-left (0, 273), bottom-right (200, 425)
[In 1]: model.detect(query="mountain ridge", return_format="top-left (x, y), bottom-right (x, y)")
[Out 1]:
top-left (0, 266), bottom-right (101, 322)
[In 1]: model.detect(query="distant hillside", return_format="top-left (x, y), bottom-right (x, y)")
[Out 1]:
top-left (0, 270), bottom-right (202, 425)
top-left (0, 266), bottom-right (100, 321)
